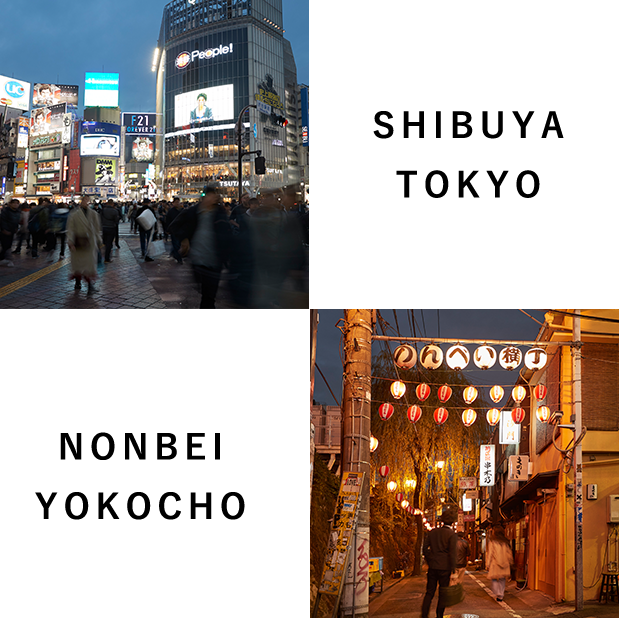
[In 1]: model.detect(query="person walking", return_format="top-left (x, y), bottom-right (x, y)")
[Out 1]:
top-left (165, 197), bottom-right (184, 264)
top-left (0, 199), bottom-right (22, 267)
top-left (454, 532), bottom-right (470, 584)
top-left (421, 506), bottom-right (458, 618)
top-left (12, 202), bottom-right (31, 254)
top-left (28, 198), bottom-right (50, 258)
top-left (486, 525), bottom-right (514, 602)
top-left (100, 199), bottom-right (120, 263)
top-left (135, 199), bottom-right (156, 262)
top-left (67, 196), bottom-right (102, 294)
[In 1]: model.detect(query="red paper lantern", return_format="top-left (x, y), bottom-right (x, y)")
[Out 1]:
top-left (512, 407), bottom-right (525, 424)
top-left (486, 408), bottom-right (501, 426)
top-left (463, 386), bottom-right (478, 404)
top-left (438, 384), bottom-right (452, 403)
top-left (416, 383), bottom-right (431, 402)
top-left (534, 384), bottom-right (547, 401)
top-left (379, 465), bottom-right (390, 478)
top-left (379, 403), bottom-right (394, 421)
top-left (434, 407), bottom-right (449, 425)
top-left (489, 385), bottom-right (504, 403)
top-left (407, 405), bottom-right (422, 424)
top-left (512, 385), bottom-right (527, 404)
top-left (536, 406), bottom-right (551, 423)
top-left (462, 408), bottom-right (477, 427)
top-left (395, 493), bottom-right (404, 502)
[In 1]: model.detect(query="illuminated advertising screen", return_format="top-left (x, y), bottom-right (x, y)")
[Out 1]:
top-left (30, 103), bottom-right (67, 137)
top-left (174, 84), bottom-right (234, 128)
top-left (125, 136), bottom-right (154, 163)
top-left (80, 134), bottom-right (120, 157)
top-left (123, 113), bottom-right (157, 134)
top-left (33, 83), bottom-right (79, 109)
top-left (18, 117), bottom-right (29, 149)
top-left (84, 73), bottom-right (119, 108)
top-left (0, 74), bottom-right (31, 112)
top-left (94, 158), bottom-right (117, 185)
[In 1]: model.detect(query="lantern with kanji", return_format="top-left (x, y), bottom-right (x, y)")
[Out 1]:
top-left (407, 405), bottom-right (422, 424)
top-left (420, 344), bottom-right (443, 369)
top-left (489, 385), bottom-right (504, 403)
top-left (438, 384), bottom-right (452, 403)
top-left (499, 346), bottom-right (522, 370)
top-left (487, 408), bottom-right (501, 425)
top-left (391, 380), bottom-right (406, 399)
top-left (446, 344), bottom-right (470, 370)
top-left (462, 408), bottom-right (477, 427)
top-left (474, 345), bottom-right (497, 369)
top-left (512, 385), bottom-right (527, 404)
top-left (434, 407), bottom-right (449, 425)
top-left (394, 344), bottom-right (417, 369)
top-left (536, 406), bottom-right (551, 423)
top-left (512, 407), bottom-right (526, 424)
top-left (370, 436), bottom-right (379, 452)
top-left (396, 492), bottom-right (404, 502)
top-left (416, 383), bottom-right (431, 402)
top-left (379, 465), bottom-right (390, 478)
top-left (463, 386), bottom-right (478, 404)
top-left (534, 384), bottom-right (547, 401)
top-left (524, 347), bottom-right (548, 370)
top-left (379, 403), bottom-right (394, 421)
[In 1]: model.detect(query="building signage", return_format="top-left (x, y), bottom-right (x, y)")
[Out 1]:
top-left (84, 73), bottom-right (120, 108)
top-left (81, 121), bottom-right (121, 136)
top-left (459, 477), bottom-right (477, 489)
top-left (175, 44), bottom-right (234, 69)
top-left (33, 83), bottom-right (79, 109)
top-left (508, 455), bottom-right (529, 481)
top-left (499, 410), bottom-right (521, 445)
top-left (0, 74), bottom-right (31, 112)
top-left (30, 133), bottom-right (63, 149)
top-left (95, 158), bottom-right (117, 185)
top-left (123, 113), bottom-right (157, 134)
top-left (480, 444), bottom-right (495, 487)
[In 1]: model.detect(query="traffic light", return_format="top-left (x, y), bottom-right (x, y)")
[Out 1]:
top-left (5, 158), bottom-right (15, 179)
top-left (271, 112), bottom-right (288, 127)
top-left (255, 156), bottom-right (266, 175)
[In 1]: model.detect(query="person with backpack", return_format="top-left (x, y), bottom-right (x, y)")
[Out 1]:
top-left (486, 525), bottom-right (514, 602)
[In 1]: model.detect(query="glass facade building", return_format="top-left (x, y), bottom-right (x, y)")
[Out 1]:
top-left (155, 0), bottom-right (300, 200)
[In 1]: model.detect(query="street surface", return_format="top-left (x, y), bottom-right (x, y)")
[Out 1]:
top-left (369, 570), bottom-right (619, 618)
top-left (0, 222), bottom-right (308, 309)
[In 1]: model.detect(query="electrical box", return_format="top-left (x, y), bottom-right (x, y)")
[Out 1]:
top-left (586, 484), bottom-right (597, 500)
top-left (608, 495), bottom-right (619, 523)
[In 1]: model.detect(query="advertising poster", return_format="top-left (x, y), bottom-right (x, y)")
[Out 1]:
top-left (33, 83), bottom-right (79, 108)
top-left (81, 133), bottom-right (120, 157)
top-left (84, 72), bottom-right (119, 108)
top-left (0, 74), bottom-right (31, 112)
top-left (95, 158), bottom-right (117, 185)
top-left (67, 149), bottom-right (81, 193)
top-left (126, 136), bottom-right (154, 163)
top-left (17, 117), bottom-right (29, 149)
top-left (174, 84), bottom-right (234, 127)
top-left (30, 103), bottom-right (67, 137)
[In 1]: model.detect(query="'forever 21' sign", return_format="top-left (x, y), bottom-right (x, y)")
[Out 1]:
top-left (123, 113), bottom-right (157, 134)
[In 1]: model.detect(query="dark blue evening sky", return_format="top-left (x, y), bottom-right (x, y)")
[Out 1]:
top-left (1, 0), bottom-right (308, 114)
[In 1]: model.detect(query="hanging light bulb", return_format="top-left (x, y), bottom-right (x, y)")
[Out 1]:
top-left (534, 384), bottom-right (547, 400)
top-left (370, 435), bottom-right (379, 452)
top-left (393, 344), bottom-right (417, 369)
top-left (512, 385), bottom-right (527, 404)
top-left (446, 344), bottom-right (470, 370)
top-left (407, 405), bottom-right (422, 424)
top-left (486, 408), bottom-right (501, 425)
top-left (536, 406), bottom-right (551, 423)
top-left (474, 345), bottom-right (497, 369)
top-left (463, 386), bottom-right (478, 404)
top-left (416, 383), bottom-right (431, 402)
top-left (438, 384), bottom-right (452, 403)
top-left (524, 347), bottom-right (548, 370)
top-left (390, 380), bottom-right (406, 399)
top-left (462, 408), bottom-right (477, 427)
top-left (489, 385), bottom-right (504, 403)
top-left (378, 403), bottom-right (394, 421)
top-left (387, 481), bottom-right (397, 492)
top-left (512, 407), bottom-right (526, 424)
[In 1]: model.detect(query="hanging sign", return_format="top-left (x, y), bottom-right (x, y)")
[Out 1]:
top-left (508, 455), bottom-right (529, 481)
top-left (459, 476), bottom-right (477, 489)
top-left (499, 410), bottom-right (521, 445)
top-left (480, 444), bottom-right (495, 486)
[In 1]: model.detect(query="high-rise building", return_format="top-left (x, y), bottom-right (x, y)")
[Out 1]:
top-left (154, 0), bottom-right (300, 201)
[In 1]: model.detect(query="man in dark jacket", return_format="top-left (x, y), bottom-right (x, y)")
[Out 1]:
top-left (0, 199), bottom-right (22, 265)
top-left (421, 506), bottom-right (459, 618)
top-left (100, 199), bottom-right (120, 263)
top-left (165, 197), bottom-right (184, 264)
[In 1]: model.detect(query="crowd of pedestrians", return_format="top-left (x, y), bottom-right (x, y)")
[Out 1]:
top-left (0, 186), bottom-right (309, 308)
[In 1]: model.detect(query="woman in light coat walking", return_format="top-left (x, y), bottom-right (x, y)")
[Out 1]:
top-left (67, 196), bottom-right (102, 294)
top-left (487, 525), bottom-right (513, 602)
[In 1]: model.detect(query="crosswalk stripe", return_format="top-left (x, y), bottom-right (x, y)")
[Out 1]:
top-left (0, 258), bottom-right (70, 299)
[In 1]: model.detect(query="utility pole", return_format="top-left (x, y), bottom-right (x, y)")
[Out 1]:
top-left (341, 310), bottom-right (374, 617)
top-left (236, 104), bottom-right (256, 200)
top-left (573, 310), bottom-right (584, 611)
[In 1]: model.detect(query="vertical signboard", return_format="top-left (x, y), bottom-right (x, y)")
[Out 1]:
top-left (480, 445), bottom-right (495, 486)
top-left (300, 85), bottom-right (309, 147)
top-left (508, 455), bottom-right (529, 481)
top-left (499, 410), bottom-right (521, 445)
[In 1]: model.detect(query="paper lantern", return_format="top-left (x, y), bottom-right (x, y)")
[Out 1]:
top-left (486, 408), bottom-right (501, 425)
top-left (370, 436), bottom-right (379, 452)
top-left (463, 386), bottom-right (478, 404)
top-left (420, 344), bottom-right (443, 369)
top-left (396, 493), bottom-right (404, 502)
top-left (401, 500), bottom-right (409, 509)
top-left (446, 344), bottom-right (470, 370)
top-left (438, 384), bottom-right (452, 403)
top-left (474, 345), bottom-right (497, 369)
top-left (416, 383), bottom-right (431, 402)
top-left (390, 380), bottom-right (406, 399)
top-left (512, 385), bottom-right (527, 404)
top-left (499, 346), bottom-right (522, 370)
top-left (489, 385), bottom-right (504, 403)
top-left (387, 481), bottom-right (397, 491)
top-left (524, 347), bottom-right (548, 370)
top-left (512, 407), bottom-right (525, 424)
top-left (379, 403), bottom-right (394, 421)
top-left (534, 384), bottom-right (547, 401)
top-left (394, 344), bottom-right (417, 369)
top-left (434, 407), bottom-right (449, 425)
top-left (379, 465), bottom-right (390, 478)
top-left (407, 405), bottom-right (422, 424)
top-left (462, 408), bottom-right (477, 427)
top-left (536, 406), bottom-right (551, 423)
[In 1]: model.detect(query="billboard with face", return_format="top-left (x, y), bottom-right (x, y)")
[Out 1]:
top-left (0, 75), bottom-right (31, 112)
top-left (81, 134), bottom-right (121, 157)
top-left (95, 158), bottom-right (117, 185)
top-left (126, 136), bottom-right (154, 163)
top-left (84, 73), bottom-right (119, 108)
top-left (174, 84), bottom-right (234, 128)
top-left (30, 103), bottom-right (67, 137)
top-left (33, 84), bottom-right (79, 108)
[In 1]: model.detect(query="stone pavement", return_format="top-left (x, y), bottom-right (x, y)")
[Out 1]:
top-left (0, 223), bottom-right (309, 309)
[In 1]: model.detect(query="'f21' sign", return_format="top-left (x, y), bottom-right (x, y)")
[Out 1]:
top-left (480, 444), bottom-right (495, 487)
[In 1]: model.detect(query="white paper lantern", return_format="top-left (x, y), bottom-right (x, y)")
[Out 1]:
top-left (474, 345), bottom-right (497, 369)
top-left (524, 347), bottom-right (548, 370)
top-left (446, 344), bottom-right (470, 370)
top-left (499, 346), bottom-right (522, 370)
top-left (420, 344), bottom-right (443, 369)
top-left (393, 344), bottom-right (417, 369)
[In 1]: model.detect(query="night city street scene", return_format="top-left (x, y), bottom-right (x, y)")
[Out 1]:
top-left (0, 0), bottom-right (308, 309)
top-left (311, 310), bottom-right (619, 618)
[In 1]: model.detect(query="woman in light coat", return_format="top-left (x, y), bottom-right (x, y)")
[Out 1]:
top-left (487, 525), bottom-right (513, 602)
top-left (67, 196), bottom-right (102, 294)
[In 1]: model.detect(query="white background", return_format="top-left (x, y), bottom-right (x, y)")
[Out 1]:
top-left (0, 311), bottom-right (308, 619)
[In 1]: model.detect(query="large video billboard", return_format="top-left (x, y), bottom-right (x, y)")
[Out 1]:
top-left (0, 75), bottom-right (31, 112)
top-left (174, 84), bottom-right (234, 128)
top-left (33, 83), bottom-right (79, 109)
top-left (30, 103), bottom-right (67, 137)
top-left (84, 73), bottom-right (119, 108)
top-left (94, 158), bottom-right (117, 185)
top-left (125, 135), bottom-right (155, 163)
top-left (80, 134), bottom-right (120, 157)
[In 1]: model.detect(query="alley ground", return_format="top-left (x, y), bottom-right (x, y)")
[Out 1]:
top-left (369, 570), bottom-right (619, 618)
top-left (0, 222), bottom-right (308, 309)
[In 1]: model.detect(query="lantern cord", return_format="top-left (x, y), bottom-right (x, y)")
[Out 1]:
top-left (552, 424), bottom-right (587, 473)
top-left (315, 363), bottom-right (341, 407)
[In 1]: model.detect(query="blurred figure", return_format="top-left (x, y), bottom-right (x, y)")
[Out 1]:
top-left (169, 186), bottom-right (232, 309)
top-left (50, 202), bottom-right (70, 259)
top-left (165, 196), bottom-right (184, 264)
top-left (135, 199), bottom-right (156, 262)
top-left (454, 531), bottom-right (470, 584)
top-left (0, 199), bottom-right (22, 267)
top-left (12, 202), bottom-right (32, 254)
top-left (28, 198), bottom-right (51, 259)
top-left (100, 199), bottom-right (120, 263)
top-left (487, 525), bottom-right (513, 602)
top-left (67, 196), bottom-right (102, 294)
